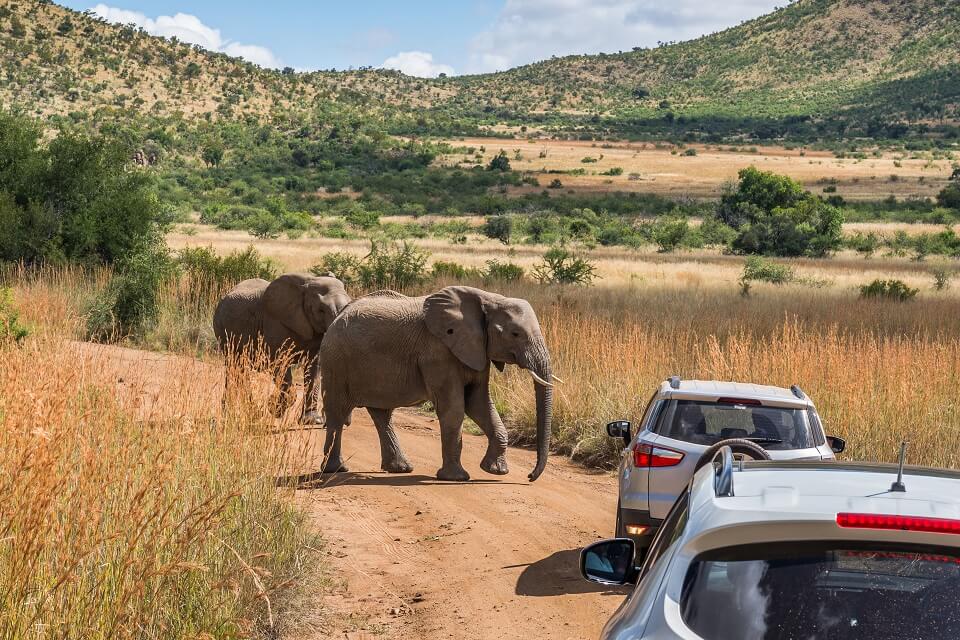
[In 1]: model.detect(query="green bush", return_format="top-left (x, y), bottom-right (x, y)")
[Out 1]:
top-left (344, 204), bottom-right (381, 230)
top-left (601, 167), bottom-right (624, 176)
top-left (483, 259), bottom-right (525, 282)
top-left (532, 246), bottom-right (598, 285)
top-left (938, 184), bottom-right (960, 210)
top-left (721, 168), bottom-right (843, 257)
top-left (740, 256), bottom-right (796, 286)
top-left (431, 260), bottom-right (481, 280)
top-left (312, 242), bottom-right (428, 291)
top-left (0, 112), bottom-right (166, 264)
top-left (177, 246), bottom-right (278, 290)
top-left (487, 151), bottom-right (511, 172)
top-left (859, 279), bottom-right (919, 302)
top-left (483, 215), bottom-right (514, 244)
top-left (933, 268), bottom-right (953, 291)
top-left (86, 241), bottom-right (176, 341)
top-left (652, 217), bottom-right (692, 252)
top-left (0, 288), bottom-right (30, 344)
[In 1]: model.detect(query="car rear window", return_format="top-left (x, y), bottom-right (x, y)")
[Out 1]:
top-left (658, 400), bottom-right (819, 450)
top-left (680, 542), bottom-right (960, 640)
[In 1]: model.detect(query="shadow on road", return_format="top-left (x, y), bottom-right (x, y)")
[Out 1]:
top-left (276, 471), bottom-right (527, 489)
top-left (514, 549), bottom-right (632, 597)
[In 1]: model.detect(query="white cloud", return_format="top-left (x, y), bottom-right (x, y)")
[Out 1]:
top-left (381, 51), bottom-right (454, 78)
top-left (89, 4), bottom-right (282, 68)
top-left (467, 0), bottom-right (783, 73)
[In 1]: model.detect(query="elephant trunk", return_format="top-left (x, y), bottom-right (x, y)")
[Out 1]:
top-left (524, 337), bottom-right (553, 482)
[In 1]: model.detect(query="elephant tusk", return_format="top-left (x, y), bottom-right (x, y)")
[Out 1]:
top-left (528, 370), bottom-right (554, 388)
top-left (551, 374), bottom-right (565, 384)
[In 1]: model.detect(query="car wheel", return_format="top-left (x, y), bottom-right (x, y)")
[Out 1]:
top-left (694, 438), bottom-right (772, 472)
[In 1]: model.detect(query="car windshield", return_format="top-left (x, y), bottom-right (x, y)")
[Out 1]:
top-left (681, 543), bottom-right (960, 640)
top-left (658, 400), bottom-right (818, 450)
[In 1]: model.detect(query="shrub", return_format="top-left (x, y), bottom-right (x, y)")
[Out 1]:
top-left (178, 246), bottom-right (278, 291)
top-left (859, 279), bottom-right (919, 302)
top-left (683, 148), bottom-right (698, 157)
top-left (483, 215), bottom-right (514, 244)
top-left (86, 241), bottom-right (176, 341)
top-left (313, 242), bottom-right (428, 291)
top-left (311, 251), bottom-right (361, 285)
top-left (487, 151), bottom-right (511, 172)
top-left (344, 204), bottom-right (380, 230)
top-left (721, 168), bottom-right (843, 257)
top-left (548, 178), bottom-right (563, 189)
top-left (938, 184), bottom-right (960, 210)
top-left (0, 288), bottom-right (29, 344)
top-left (247, 209), bottom-right (282, 239)
top-left (431, 260), bottom-right (481, 280)
top-left (847, 232), bottom-right (880, 259)
top-left (740, 256), bottom-right (795, 286)
top-left (484, 259), bottom-right (525, 282)
top-left (601, 167), bottom-right (624, 176)
top-left (0, 112), bottom-right (166, 264)
top-left (533, 246), bottom-right (598, 285)
top-left (652, 217), bottom-right (692, 253)
top-left (933, 268), bottom-right (953, 291)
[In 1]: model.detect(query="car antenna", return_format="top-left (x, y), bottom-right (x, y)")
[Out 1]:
top-left (890, 440), bottom-right (908, 493)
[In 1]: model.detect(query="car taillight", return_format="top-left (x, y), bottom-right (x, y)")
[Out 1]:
top-left (837, 513), bottom-right (960, 535)
top-left (632, 443), bottom-right (684, 468)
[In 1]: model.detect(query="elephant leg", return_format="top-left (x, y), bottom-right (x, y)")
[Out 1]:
top-left (273, 366), bottom-right (294, 418)
top-left (435, 395), bottom-right (469, 482)
top-left (367, 408), bottom-right (413, 473)
top-left (465, 384), bottom-right (509, 476)
top-left (320, 410), bottom-right (350, 474)
top-left (301, 354), bottom-right (324, 425)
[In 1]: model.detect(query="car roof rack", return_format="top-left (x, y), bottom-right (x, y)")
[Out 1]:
top-left (667, 375), bottom-right (681, 390)
top-left (790, 385), bottom-right (807, 400)
top-left (713, 446), bottom-right (735, 498)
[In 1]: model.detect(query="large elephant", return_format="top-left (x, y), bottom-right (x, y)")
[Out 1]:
top-left (319, 286), bottom-right (554, 482)
top-left (213, 272), bottom-right (351, 423)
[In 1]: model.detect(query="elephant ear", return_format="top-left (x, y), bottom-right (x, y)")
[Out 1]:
top-left (263, 273), bottom-right (314, 341)
top-left (424, 287), bottom-right (488, 371)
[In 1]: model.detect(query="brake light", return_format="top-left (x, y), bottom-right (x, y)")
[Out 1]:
top-left (633, 443), bottom-right (685, 468)
top-left (837, 513), bottom-right (960, 535)
top-left (717, 397), bottom-right (762, 406)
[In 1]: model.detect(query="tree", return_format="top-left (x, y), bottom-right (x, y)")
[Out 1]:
top-left (487, 150), bottom-right (511, 172)
top-left (721, 167), bottom-right (843, 257)
top-left (202, 140), bottom-right (225, 167)
top-left (483, 215), bottom-right (513, 244)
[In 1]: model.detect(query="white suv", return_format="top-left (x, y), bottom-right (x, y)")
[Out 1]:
top-left (608, 377), bottom-right (844, 556)
top-left (582, 448), bottom-right (960, 639)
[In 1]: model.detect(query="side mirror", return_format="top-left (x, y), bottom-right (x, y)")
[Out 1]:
top-left (607, 420), bottom-right (631, 445)
top-left (580, 539), bottom-right (639, 586)
top-left (827, 435), bottom-right (846, 454)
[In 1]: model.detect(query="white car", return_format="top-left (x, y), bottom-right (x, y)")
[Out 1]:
top-left (607, 377), bottom-right (844, 555)
top-left (582, 447), bottom-right (960, 639)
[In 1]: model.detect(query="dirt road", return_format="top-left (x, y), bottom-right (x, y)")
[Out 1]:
top-left (74, 342), bottom-right (627, 639)
top-left (293, 408), bottom-right (627, 640)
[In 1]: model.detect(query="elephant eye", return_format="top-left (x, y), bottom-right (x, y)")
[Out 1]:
top-left (447, 328), bottom-right (454, 334)
top-left (512, 331), bottom-right (520, 337)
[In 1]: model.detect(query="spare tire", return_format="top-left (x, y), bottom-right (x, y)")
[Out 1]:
top-left (693, 438), bottom-right (772, 472)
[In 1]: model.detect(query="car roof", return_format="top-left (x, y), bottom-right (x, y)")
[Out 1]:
top-left (657, 379), bottom-right (813, 408)
top-left (685, 461), bottom-right (960, 549)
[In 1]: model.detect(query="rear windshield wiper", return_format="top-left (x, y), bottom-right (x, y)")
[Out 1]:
top-left (744, 437), bottom-right (783, 444)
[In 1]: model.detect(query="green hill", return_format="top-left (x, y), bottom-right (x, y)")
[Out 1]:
top-left (2, 0), bottom-right (959, 142)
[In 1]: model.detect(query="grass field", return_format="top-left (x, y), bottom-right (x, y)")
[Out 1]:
top-left (437, 137), bottom-right (954, 201)
top-left (2, 269), bottom-right (323, 638)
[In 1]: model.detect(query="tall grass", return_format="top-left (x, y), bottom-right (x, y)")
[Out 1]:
top-left (0, 280), bottom-right (321, 638)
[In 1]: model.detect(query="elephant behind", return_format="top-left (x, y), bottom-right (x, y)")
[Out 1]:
top-left (214, 272), bottom-right (350, 423)
top-left (319, 286), bottom-right (554, 482)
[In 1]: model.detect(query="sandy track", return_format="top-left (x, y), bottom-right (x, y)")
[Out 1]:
top-left (72, 342), bottom-right (627, 639)
top-left (291, 409), bottom-right (627, 640)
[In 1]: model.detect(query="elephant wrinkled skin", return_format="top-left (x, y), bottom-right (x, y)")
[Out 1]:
top-left (213, 272), bottom-right (350, 423)
top-left (320, 286), bottom-right (554, 482)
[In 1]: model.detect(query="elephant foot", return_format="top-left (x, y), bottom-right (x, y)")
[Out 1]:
top-left (300, 410), bottom-right (324, 426)
top-left (382, 458), bottom-right (414, 474)
top-left (321, 459), bottom-right (349, 474)
top-left (480, 454), bottom-right (509, 476)
top-left (436, 465), bottom-right (470, 482)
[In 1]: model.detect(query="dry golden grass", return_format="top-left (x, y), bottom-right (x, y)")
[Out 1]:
top-left (437, 137), bottom-right (953, 201)
top-left (1, 273), bottom-right (323, 639)
top-left (489, 282), bottom-right (960, 470)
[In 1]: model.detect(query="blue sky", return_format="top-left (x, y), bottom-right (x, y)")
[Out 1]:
top-left (59, 0), bottom-right (784, 76)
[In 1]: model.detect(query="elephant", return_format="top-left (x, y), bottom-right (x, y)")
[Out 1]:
top-left (213, 272), bottom-right (351, 423)
top-left (319, 286), bottom-right (555, 482)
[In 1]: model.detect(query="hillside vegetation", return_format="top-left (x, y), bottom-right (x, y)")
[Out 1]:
top-left (2, 1), bottom-right (959, 142)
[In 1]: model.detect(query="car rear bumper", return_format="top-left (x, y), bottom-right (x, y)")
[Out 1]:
top-left (621, 508), bottom-right (662, 550)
